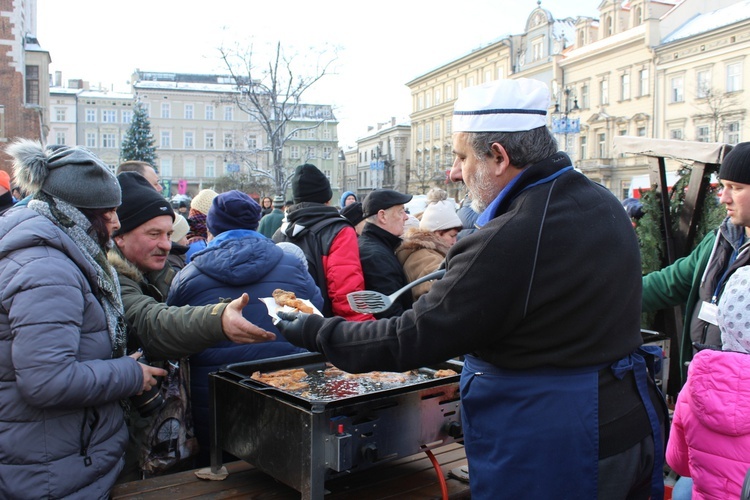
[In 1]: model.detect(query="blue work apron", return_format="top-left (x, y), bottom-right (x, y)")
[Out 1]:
top-left (460, 353), bottom-right (664, 500)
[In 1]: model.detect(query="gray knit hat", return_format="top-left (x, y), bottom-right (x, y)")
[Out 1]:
top-left (6, 139), bottom-right (121, 208)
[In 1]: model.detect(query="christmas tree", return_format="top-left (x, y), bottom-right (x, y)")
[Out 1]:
top-left (120, 101), bottom-right (157, 166)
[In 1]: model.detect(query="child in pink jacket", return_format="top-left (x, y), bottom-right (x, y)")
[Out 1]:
top-left (666, 265), bottom-right (750, 499)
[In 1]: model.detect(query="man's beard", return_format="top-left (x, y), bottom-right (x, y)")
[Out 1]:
top-left (468, 158), bottom-right (500, 214)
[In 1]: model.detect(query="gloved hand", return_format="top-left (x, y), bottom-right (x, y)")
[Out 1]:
top-left (276, 311), bottom-right (312, 348)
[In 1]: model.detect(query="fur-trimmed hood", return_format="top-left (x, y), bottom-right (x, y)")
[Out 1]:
top-left (396, 228), bottom-right (452, 265)
top-left (108, 246), bottom-right (145, 284)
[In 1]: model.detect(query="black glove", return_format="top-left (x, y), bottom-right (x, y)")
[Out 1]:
top-left (276, 311), bottom-right (312, 349)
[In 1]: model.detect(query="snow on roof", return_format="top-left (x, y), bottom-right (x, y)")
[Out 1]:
top-left (79, 90), bottom-right (134, 99)
top-left (133, 80), bottom-right (238, 93)
top-left (663, 0), bottom-right (750, 43)
top-left (563, 24), bottom-right (646, 61)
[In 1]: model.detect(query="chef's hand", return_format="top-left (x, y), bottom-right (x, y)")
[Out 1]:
top-left (221, 293), bottom-right (276, 343)
top-left (276, 310), bottom-right (311, 347)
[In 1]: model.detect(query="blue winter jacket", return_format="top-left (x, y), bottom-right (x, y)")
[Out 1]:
top-left (0, 208), bottom-right (143, 499)
top-left (167, 229), bottom-right (322, 458)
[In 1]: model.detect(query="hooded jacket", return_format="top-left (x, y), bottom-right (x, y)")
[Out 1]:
top-left (166, 229), bottom-right (321, 459)
top-left (396, 228), bottom-right (451, 300)
top-left (666, 348), bottom-right (750, 499)
top-left (0, 208), bottom-right (143, 499)
top-left (273, 203), bottom-right (373, 320)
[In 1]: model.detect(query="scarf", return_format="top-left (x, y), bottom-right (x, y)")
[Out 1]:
top-left (28, 193), bottom-right (127, 359)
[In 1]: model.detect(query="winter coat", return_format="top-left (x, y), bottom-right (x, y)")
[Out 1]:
top-left (108, 248), bottom-right (228, 361)
top-left (666, 348), bottom-right (750, 499)
top-left (166, 229), bottom-right (320, 460)
top-left (396, 228), bottom-right (450, 300)
top-left (257, 208), bottom-right (284, 238)
top-left (359, 222), bottom-right (412, 318)
top-left (642, 220), bottom-right (750, 382)
top-left (273, 203), bottom-right (373, 321)
top-left (0, 191), bottom-right (15, 216)
top-left (0, 208), bottom-right (143, 499)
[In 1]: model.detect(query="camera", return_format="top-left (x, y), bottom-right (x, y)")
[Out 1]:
top-left (131, 353), bottom-right (165, 417)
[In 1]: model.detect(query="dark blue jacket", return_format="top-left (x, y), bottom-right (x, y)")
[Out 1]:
top-left (167, 229), bottom-right (322, 460)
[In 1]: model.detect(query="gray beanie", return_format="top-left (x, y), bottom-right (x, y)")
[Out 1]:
top-left (7, 139), bottom-right (121, 208)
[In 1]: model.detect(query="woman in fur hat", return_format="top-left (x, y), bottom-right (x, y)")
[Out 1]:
top-left (0, 140), bottom-right (165, 499)
top-left (396, 200), bottom-right (462, 301)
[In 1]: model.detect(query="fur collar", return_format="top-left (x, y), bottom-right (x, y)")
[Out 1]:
top-left (397, 228), bottom-right (452, 256)
top-left (108, 247), bottom-right (144, 284)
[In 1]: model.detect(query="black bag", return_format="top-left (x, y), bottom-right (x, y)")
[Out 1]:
top-left (138, 359), bottom-right (199, 475)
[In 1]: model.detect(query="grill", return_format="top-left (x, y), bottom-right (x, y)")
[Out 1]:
top-left (208, 352), bottom-right (464, 499)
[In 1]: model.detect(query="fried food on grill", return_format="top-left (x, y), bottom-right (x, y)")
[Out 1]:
top-left (251, 368), bottom-right (310, 391)
top-left (272, 289), bottom-right (314, 314)
top-left (433, 369), bottom-right (458, 378)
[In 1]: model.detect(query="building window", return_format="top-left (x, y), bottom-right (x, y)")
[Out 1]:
top-left (696, 125), bottom-right (710, 142)
top-left (55, 131), bottom-right (66, 145)
top-left (532, 37), bottom-right (544, 61)
top-left (307, 146), bottom-right (316, 159)
top-left (223, 133), bottom-right (233, 149)
top-left (224, 106), bottom-right (233, 121)
top-left (417, 126), bottom-right (423, 142)
top-left (620, 73), bottom-right (630, 100)
top-left (696, 69), bottom-right (711, 98)
top-left (446, 119), bottom-right (452, 134)
top-left (435, 89), bottom-right (441, 104)
top-left (598, 132), bottom-right (606, 158)
top-left (435, 122), bottom-right (441, 138)
top-left (600, 79), bottom-right (609, 105)
top-left (727, 62), bottom-right (742, 93)
top-left (417, 95), bottom-right (424, 111)
top-left (670, 128), bottom-right (684, 140)
top-left (425, 124), bottom-right (431, 141)
top-left (185, 104), bottom-right (194, 119)
top-left (726, 121), bottom-right (741, 144)
top-left (579, 135), bottom-right (587, 160)
top-left (204, 159), bottom-right (216, 178)
top-left (446, 84), bottom-right (453, 101)
top-left (102, 110), bottom-right (116, 123)
top-left (25, 65), bottom-right (39, 105)
top-left (86, 132), bottom-right (96, 148)
top-left (425, 92), bottom-right (431, 108)
top-left (639, 69), bottom-right (649, 96)
top-left (205, 105), bottom-right (214, 120)
top-left (323, 147), bottom-right (332, 159)
top-left (160, 158), bottom-right (172, 178)
top-left (160, 130), bottom-right (171, 148)
top-left (102, 133), bottom-right (116, 148)
top-left (484, 70), bottom-right (492, 83)
top-left (55, 108), bottom-right (66, 121)
top-left (122, 110), bottom-right (132, 123)
top-left (290, 130), bottom-right (299, 139)
top-left (670, 76), bottom-right (684, 103)
top-left (307, 129), bottom-right (316, 139)
top-left (435, 152), bottom-right (441, 167)
top-left (205, 132), bottom-right (215, 149)
top-left (323, 128), bottom-right (332, 140)
top-left (184, 158), bottom-right (195, 178)
top-left (86, 109), bottom-right (96, 122)
top-left (184, 131), bottom-right (194, 149)
top-left (637, 126), bottom-right (647, 137)
top-left (246, 135), bottom-right (257, 149)
top-left (290, 146), bottom-right (300, 159)
top-left (161, 102), bottom-right (170, 119)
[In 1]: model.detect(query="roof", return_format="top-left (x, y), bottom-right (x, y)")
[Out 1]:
top-left (663, 0), bottom-right (750, 43)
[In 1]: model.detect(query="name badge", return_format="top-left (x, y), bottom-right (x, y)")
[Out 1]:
top-left (697, 301), bottom-right (719, 325)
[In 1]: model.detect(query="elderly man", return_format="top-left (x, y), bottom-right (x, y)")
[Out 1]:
top-left (358, 189), bottom-right (413, 318)
top-left (276, 79), bottom-right (665, 499)
top-left (117, 160), bottom-right (163, 193)
top-left (109, 172), bottom-right (274, 479)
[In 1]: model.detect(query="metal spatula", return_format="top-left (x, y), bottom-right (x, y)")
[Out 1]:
top-left (347, 269), bottom-right (446, 314)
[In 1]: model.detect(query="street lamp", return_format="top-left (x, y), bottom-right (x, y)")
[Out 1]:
top-left (551, 87), bottom-right (580, 156)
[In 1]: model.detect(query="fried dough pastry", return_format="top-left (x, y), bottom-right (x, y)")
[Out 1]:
top-left (272, 289), bottom-right (314, 314)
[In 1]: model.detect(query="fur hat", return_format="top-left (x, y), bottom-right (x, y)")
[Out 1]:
top-left (292, 163), bottom-right (332, 204)
top-left (189, 189), bottom-right (218, 216)
top-left (453, 78), bottom-right (549, 133)
top-left (207, 190), bottom-right (262, 235)
top-left (6, 139), bottom-right (121, 208)
top-left (420, 200), bottom-right (462, 232)
top-left (719, 142), bottom-right (750, 184)
top-left (115, 172), bottom-right (174, 235)
top-left (171, 214), bottom-right (190, 243)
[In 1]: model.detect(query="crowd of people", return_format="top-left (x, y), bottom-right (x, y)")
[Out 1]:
top-left (1, 77), bottom-right (749, 499)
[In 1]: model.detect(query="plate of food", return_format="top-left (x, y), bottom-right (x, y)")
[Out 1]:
top-left (260, 289), bottom-right (323, 324)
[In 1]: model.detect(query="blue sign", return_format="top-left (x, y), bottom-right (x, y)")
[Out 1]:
top-left (552, 117), bottom-right (580, 135)
top-left (226, 163), bottom-right (240, 173)
top-left (369, 160), bottom-right (385, 171)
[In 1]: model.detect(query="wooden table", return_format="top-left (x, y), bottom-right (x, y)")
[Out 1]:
top-left (112, 443), bottom-right (471, 499)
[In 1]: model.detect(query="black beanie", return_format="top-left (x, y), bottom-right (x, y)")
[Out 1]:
top-left (719, 142), bottom-right (750, 184)
top-left (115, 172), bottom-right (174, 236)
top-left (292, 163), bottom-right (332, 204)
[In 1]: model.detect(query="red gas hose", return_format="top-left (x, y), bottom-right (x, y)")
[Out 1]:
top-left (424, 449), bottom-right (449, 500)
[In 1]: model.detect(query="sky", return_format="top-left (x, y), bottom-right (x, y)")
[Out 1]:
top-left (37, 0), bottom-right (598, 147)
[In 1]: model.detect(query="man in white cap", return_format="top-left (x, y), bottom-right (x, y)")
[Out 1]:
top-left (275, 79), bottom-right (665, 499)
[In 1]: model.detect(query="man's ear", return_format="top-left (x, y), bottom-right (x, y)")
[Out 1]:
top-left (489, 142), bottom-right (512, 176)
top-left (113, 234), bottom-right (125, 248)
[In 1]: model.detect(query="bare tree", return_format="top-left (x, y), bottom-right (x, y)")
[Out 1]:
top-left (692, 87), bottom-right (743, 142)
top-left (219, 41), bottom-right (337, 197)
